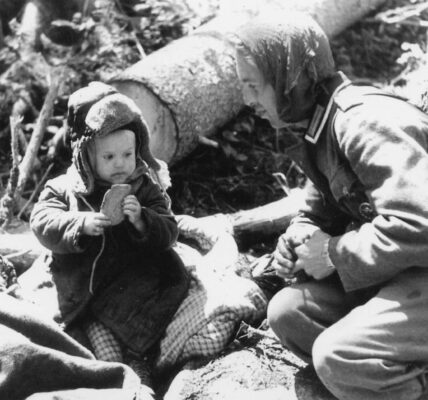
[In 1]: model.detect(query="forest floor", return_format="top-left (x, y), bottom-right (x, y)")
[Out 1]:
top-left (1, 0), bottom-right (428, 399)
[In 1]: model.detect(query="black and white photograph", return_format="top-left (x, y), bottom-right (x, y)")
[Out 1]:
top-left (1, 1), bottom-right (428, 399)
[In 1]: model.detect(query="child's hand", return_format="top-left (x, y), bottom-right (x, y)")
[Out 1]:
top-left (123, 195), bottom-right (145, 232)
top-left (83, 212), bottom-right (111, 236)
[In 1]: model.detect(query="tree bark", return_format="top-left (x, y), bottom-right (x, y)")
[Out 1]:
top-left (216, 188), bottom-right (305, 242)
top-left (216, 0), bottom-right (385, 38)
top-left (111, 0), bottom-right (387, 164)
top-left (187, 188), bottom-right (305, 244)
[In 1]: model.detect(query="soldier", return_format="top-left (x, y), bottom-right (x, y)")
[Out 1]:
top-left (234, 11), bottom-right (428, 400)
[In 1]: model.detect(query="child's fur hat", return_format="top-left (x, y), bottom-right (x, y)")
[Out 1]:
top-left (67, 82), bottom-right (160, 194)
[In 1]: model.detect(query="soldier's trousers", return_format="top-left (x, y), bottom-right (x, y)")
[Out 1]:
top-left (268, 268), bottom-right (428, 400)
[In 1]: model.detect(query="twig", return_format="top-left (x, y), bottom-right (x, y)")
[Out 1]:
top-left (366, 16), bottom-right (428, 29)
top-left (4, 250), bottom-right (31, 260)
top-left (388, 19), bottom-right (428, 29)
top-left (131, 31), bottom-right (146, 58)
top-left (113, 0), bottom-right (147, 58)
top-left (198, 135), bottom-right (219, 148)
top-left (0, 116), bottom-right (22, 228)
top-left (272, 172), bottom-right (290, 196)
top-left (16, 67), bottom-right (63, 200)
top-left (237, 322), bottom-right (278, 341)
top-left (374, 2), bottom-right (428, 25)
top-left (17, 162), bottom-right (54, 220)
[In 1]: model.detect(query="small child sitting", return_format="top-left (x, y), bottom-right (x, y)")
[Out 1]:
top-left (30, 82), bottom-right (189, 394)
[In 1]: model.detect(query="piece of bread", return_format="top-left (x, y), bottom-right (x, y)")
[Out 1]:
top-left (101, 184), bottom-right (132, 225)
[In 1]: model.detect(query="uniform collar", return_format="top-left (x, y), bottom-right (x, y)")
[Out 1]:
top-left (304, 72), bottom-right (351, 144)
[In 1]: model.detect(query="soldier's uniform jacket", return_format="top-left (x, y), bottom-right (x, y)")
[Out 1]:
top-left (287, 73), bottom-right (428, 291)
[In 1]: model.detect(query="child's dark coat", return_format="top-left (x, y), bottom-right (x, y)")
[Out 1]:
top-left (31, 166), bottom-right (189, 355)
top-left (31, 83), bottom-right (189, 355)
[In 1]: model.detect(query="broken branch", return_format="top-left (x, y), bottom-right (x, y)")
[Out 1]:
top-left (17, 162), bottom-right (54, 220)
top-left (0, 115), bottom-right (21, 228)
top-left (16, 67), bottom-right (62, 200)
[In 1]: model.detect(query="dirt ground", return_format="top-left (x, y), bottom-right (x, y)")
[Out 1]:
top-left (156, 324), bottom-right (335, 400)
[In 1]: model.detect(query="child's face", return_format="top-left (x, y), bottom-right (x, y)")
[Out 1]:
top-left (93, 129), bottom-right (136, 184)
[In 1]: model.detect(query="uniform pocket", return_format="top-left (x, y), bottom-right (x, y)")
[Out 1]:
top-left (330, 165), bottom-right (376, 222)
top-left (330, 164), bottom-right (359, 202)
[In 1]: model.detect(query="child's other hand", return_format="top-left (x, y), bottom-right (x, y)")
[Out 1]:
top-left (123, 195), bottom-right (144, 232)
top-left (83, 212), bottom-right (111, 236)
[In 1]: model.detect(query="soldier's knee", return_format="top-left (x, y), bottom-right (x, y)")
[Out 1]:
top-left (313, 328), bottom-right (361, 398)
top-left (312, 328), bottom-right (338, 375)
top-left (267, 287), bottom-right (306, 344)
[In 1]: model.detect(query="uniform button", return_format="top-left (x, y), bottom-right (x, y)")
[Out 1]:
top-left (359, 202), bottom-right (375, 220)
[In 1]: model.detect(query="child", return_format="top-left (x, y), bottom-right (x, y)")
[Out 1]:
top-left (30, 82), bottom-right (190, 393)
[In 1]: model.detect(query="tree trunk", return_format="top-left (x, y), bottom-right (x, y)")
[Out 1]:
top-left (111, 0), bottom-right (387, 164)
top-left (216, 0), bottom-right (385, 38)
top-left (194, 188), bottom-right (305, 244)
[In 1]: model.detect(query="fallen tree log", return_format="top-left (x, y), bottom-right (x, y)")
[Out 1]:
top-left (111, 0), bottom-right (387, 164)
top-left (216, 0), bottom-right (384, 38)
top-left (192, 188), bottom-right (305, 244)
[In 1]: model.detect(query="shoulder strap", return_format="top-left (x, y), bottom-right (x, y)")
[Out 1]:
top-left (334, 85), bottom-right (407, 113)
